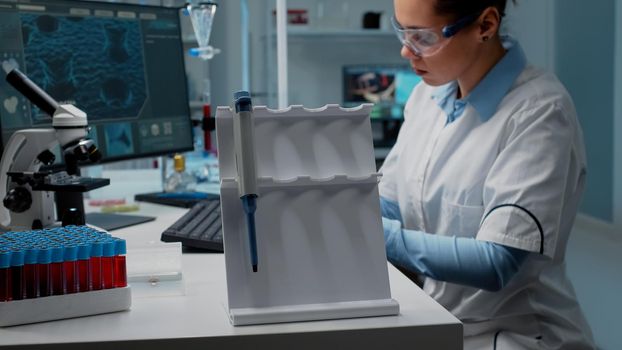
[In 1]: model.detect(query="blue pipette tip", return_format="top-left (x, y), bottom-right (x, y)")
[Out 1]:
top-left (241, 195), bottom-right (258, 272)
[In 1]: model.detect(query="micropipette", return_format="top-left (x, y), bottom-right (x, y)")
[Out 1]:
top-left (232, 91), bottom-right (259, 272)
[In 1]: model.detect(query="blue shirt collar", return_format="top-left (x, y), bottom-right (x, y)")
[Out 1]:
top-left (432, 36), bottom-right (527, 123)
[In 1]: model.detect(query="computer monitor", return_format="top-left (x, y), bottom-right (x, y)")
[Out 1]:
top-left (0, 0), bottom-right (194, 162)
top-left (0, 0), bottom-right (194, 230)
top-left (342, 64), bottom-right (420, 119)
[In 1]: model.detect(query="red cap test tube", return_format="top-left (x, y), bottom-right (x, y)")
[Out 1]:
top-left (101, 240), bottom-right (115, 289)
top-left (37, 247), bottom-right (52, 297)
top-left (50, 246), bottom-right (65, 296)
top-left (24, 248), bottom-right (39, 299)
top-left (0, 250), bottom-right (12, 302)
top-left (63, 245), bottom-right (78, 294)
top-left (10, 250), bottom-right (25, 300)
top-left (113, 239), bottom-right (127, 288)
top-left (90, 241), bottom-right (103, 291)
top-left (77, 243), bottom-right (92, 292)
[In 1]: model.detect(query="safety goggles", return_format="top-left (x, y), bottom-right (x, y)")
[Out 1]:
top-left (391, 12), bottom-right (481, 57)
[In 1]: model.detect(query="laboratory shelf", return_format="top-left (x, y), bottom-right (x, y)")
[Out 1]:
top-left (266, 29), bottom-right (395, 43)
top-left (286, 29), bottom-right (394, 37)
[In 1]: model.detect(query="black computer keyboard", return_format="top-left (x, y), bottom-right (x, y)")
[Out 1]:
top-left (160, 199), bottom-right (223, 252)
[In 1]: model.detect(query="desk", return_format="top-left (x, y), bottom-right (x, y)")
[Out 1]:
top-left (0, 201), bottom-right (462, 350)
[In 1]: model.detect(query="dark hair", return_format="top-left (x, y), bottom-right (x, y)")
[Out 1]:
top-left (434, 0), bottom-right (516, 20)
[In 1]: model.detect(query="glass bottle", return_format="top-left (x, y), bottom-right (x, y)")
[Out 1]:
top-left (164, 154), bottom-right (197, 192)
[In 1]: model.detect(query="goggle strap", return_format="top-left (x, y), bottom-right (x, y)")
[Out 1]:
top-left (441, 12), bottom-right (481, 38)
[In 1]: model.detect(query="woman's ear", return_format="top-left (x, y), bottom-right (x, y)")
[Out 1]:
top-left (477, 7), bottom-right (501, 42)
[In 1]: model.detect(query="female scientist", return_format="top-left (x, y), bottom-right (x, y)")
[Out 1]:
top-left (379, 0), bottom-right (596, 348)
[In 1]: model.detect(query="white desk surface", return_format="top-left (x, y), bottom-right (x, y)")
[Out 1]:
top-left (0, 187), bottom-right (462, 349)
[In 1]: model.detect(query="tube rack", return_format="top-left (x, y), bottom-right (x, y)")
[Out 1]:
top-left (0, 226), bottom-right (131, 327)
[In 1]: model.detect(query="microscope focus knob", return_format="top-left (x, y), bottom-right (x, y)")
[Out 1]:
top-left (3, 187), bottom-right (32, 213)
top-left (88, 146), bottom-right (102, 163)
top-left (37, 150), bottom-right (56, 165)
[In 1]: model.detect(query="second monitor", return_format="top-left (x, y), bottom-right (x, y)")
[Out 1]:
top-left (342, 64), bottom-right (421, 120)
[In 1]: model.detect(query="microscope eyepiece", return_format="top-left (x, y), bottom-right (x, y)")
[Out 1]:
top-left (5, 68), bottom-right (59, 116)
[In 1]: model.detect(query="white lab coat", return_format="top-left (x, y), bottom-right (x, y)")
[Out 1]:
top-left (379, 65), bottom-right (596, 349)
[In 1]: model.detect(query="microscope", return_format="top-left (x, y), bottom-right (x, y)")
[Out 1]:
top-left (0, 68), bottom-right (109, 231)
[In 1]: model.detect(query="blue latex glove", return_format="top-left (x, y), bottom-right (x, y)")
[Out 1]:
top-left (380, 196), bottom-right (403, 223)
top-left (382, 216), bottom-right (529, 292)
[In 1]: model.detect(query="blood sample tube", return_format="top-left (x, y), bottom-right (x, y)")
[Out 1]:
top-left (0, 250), bottom-right (11, 302)
top-left (38, 247), bottom-right (52, 297)
top-left (77, 243), bottom-right (91, 292)
top-left (24, 248), bottom-right (39, 299)
top-left (50, 246), bottom-right (65, 295)
top-left (63, 245), bottom-right (78, 294)
top-left (10, 249), bottom-right (25, 300)
top-left (90, 241), bottom-right (103, 290)
top-left (113, 239), bottom-right (127, 288)
top-left (101, 240), bottom-right (115, 289)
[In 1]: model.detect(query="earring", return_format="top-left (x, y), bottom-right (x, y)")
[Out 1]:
top-left (481, 36), bottom-right (489, 42)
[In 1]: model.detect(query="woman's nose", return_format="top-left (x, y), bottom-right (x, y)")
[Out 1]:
top-left (401, 44), bottom-right (420, 60)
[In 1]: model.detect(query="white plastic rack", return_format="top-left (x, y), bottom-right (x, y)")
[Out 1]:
top-left (216, 103), bottom-right (398, 326)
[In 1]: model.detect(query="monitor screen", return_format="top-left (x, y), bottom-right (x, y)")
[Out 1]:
top-left (0, 0), bottom-right (193, 163)
top-left (343, 64), bottom-right (420, 119)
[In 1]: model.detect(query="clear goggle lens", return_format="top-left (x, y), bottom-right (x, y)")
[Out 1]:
top-left (391, 16), bottom-right (448, 57)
